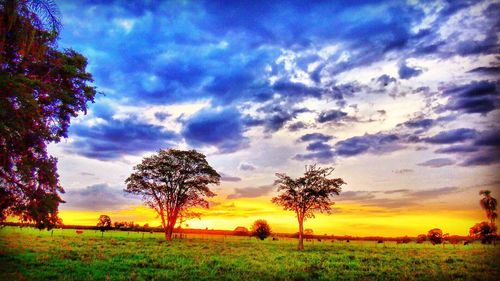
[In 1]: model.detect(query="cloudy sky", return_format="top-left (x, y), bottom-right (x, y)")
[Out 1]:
top-left (50, 0), bottom-right (499, 236)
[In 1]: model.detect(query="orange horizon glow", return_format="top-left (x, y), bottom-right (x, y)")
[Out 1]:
top-left (55, 197), bottom-right (486, 237)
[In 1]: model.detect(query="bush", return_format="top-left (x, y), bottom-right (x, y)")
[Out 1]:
top-left (251, 220), bottom-right (271, 240)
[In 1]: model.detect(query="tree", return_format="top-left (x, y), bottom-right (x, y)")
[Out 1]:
top-left (251, 219), bottom-right (271, 240)
top-left (304, 228), bottom-right (314, 239)
top-left (272, 164), bottom-right (345, 250)
top-left (416, 234), bottom-right (426, 244)
top-left (427, 228), bottom-right (443, 245)
top-left (234, 226), bottom-right (250, 236)
top-left (125, 149), bottom-right (220, 241)
top-left (479, 190), bottom-right (497, 226)
top-left (469, 222), bottom-right (497, 244)
top-left (97, 215), bottom-right (111, 237)
top-left (0, 0), bottom-right (96, 229)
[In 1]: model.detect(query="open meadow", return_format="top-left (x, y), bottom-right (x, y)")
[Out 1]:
top-left (0, 226), bottom-right (498, 281)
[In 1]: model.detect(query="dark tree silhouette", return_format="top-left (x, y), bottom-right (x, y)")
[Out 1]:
top-left (479, 190), bottom-right (497, 226)
top-left (304, 228), bottom-right (314, 239)
top-left (469, 222), bottom-right (497, 244)
top-left (427, 228), bottom-right (443, 245)
top-left (251, 219), bottom-right (271, 240)
top-left (272, 164), bottom-right (345, 250)
top-left (125, 149), bottom-right (220, 241)
top-left (97, 215), bottom-right (111, 237)
top-left (416, 234), bottom-right (426, 243)
top-left (0, 0), bottom-right (96, 229)
top-left (234, 226), bottom-right (250, 236)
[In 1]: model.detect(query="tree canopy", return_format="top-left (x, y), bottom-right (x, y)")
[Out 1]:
top-left (97, 215), bottom-right (112, 232)
top-left (272, 164), bottom-right (345, 250)
top-left (0, 0), bottom-right (96, 229)
top-left (125, 149), bottom-right (220, 240)
top-left (251, 219), bottom-right (271, 240)
top-left (479, 190), bottom-right (497, 226)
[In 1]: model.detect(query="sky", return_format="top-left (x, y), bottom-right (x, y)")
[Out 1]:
top-left (48, 0), bottom-right (499, 237)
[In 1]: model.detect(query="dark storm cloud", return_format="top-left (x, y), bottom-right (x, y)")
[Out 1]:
top-left (298, 133), bottom-right (334, 143)
top-left (288, 121), bottom-right (308, 132)
top-left (67, 116), bottom-right (179, 160)
top-left (376, 74), bottom-right (397, 86)
top-left (227, 185), bottom-right (274, 199)
top-left (440, 81), bottom-right (499, 115)
top-left (399, 117), bottom-right (435, 131)
top-left (467, 66), bottom-right (500, 75)
top-left (398, 61), bottom-right (423, 79)
top-left (435, 145), bottom-right (479, 154)
top-left (317, 110), bottom-right (348, 123)
top-left (181, 108), bottom-right (249, 153)
top-left (55, 0), bottom-right (499, 163)
top-left (423, 128), bottom-right (477, 144)
top-left (306, 141), bottom-right (333, 152)
top-left (63, 184), bottom-right (136, 211)
top-left (333, 133), bottom-right (402, 157)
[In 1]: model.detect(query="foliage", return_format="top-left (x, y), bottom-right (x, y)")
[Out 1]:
top-left (1, 227), bottom-right (499, 281)
top-left (233, 226), bottom-right (249, 236)
top-left (416, 234), bottom-right (426, 244)
top-left (251, 219), bottom-right (271, 240)
top-left (427, 228), bottom-right (443, 245)
top-left (304, 228), bottom-right (314, 239)
top-left (96, 215), bottom-right (111, 232)
top-left (125, 149), bottom-right (220, 240)
top-left (0, 0), bottom-right (96, 229)
top-left (479, 190), bottom-right (498, 225)
top-left (272, 164), bottom-right (345, 250)
top-left (469, 221), bottom-right (497, 244)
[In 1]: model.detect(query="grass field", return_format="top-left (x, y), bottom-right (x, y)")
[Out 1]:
top-left (0, 226), bottom-right (499, 281)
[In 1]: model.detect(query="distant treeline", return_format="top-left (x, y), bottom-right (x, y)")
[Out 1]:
top-left (1, 222), bottom-right (471, 242)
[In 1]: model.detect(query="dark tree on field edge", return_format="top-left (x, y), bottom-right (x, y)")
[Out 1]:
top-left (251, 219), bottom-right (271, 240)
top-left (272, 164), bottom-right (345, 250)
top-left (97, 215), bottom-right (112, 237)
top-left (0, 0), bottom-right (96, 229)
top-left (125, 149), bottom-right (220, 241)
top-left (469, 221), bottom-right (497, 244)
top-left (427, 228), bottom-right (443, 245)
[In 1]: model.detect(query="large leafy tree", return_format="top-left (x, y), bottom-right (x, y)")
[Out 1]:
top-left (272, 165), bottom-right (345, 250)
top-left (125, 149), bottom-right (220, 241)
top-left (0, 0), bottom-right (96, 229)
top-left (479, 190), bottom-right (497, 226)
top-left (469, 221), bottom-right (497, 244)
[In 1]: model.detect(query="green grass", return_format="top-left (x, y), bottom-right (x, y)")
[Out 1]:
top-left (0, 226), bottom-right (499, 280)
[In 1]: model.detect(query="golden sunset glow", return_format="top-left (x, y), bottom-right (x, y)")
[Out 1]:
top-left (59, 196), bottom-right (486, 237)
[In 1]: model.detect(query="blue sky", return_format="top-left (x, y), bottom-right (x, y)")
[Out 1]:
top-left (50, 0), bottom-right (499, 234)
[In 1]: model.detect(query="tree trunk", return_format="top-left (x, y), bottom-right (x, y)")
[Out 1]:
top-left (298, 217), bottom-right (304, 250)
top-left (159, 210), bottom-right (170, 241)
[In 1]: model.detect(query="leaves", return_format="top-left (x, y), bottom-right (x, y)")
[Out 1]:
top-left (272, 164), bottom-right (345, 220)
top-left (0, 0), bottom-right (96, 229)
top-left (124, 149), bottom-right (220, 240)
